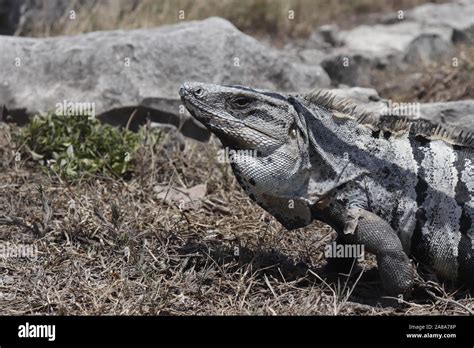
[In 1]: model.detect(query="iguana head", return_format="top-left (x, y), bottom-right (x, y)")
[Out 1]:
top-left (180, 82), bottom-right (314, 229)
top-left (179, 82), bottom-right (302, 154)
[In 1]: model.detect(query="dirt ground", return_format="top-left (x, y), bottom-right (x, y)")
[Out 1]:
top-left (1, 122), bottom-right (472, 316)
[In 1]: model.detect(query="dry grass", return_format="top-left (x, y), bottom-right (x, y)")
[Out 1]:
top-left (0, 122), bottom-right (472, 315)
top-left (20, 0), bottom-right (446, 40)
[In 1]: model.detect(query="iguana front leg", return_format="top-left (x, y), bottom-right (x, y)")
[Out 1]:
top-left (312, 199), bottom-right (415, 295)
top-left (345, 209), bottom-right (415, 295)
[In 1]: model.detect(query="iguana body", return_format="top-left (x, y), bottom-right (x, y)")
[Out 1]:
top-left (179, 82), bottom-right (474, 294)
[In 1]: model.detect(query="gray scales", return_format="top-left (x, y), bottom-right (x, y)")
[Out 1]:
top-left (179, 82), bottom-right (474, 295)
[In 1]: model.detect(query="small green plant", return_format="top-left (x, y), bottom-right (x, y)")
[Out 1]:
top-left (14, 113), bottom-right (151, 179)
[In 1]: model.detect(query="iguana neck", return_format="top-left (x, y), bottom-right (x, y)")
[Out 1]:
top-left (289, 96), bottom-right (373, 200)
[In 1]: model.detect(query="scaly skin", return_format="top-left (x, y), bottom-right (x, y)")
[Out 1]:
top-left (180, 82), bottom-right (473, 295)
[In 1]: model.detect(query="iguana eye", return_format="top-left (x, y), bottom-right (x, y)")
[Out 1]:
top-left (289, 125), bottom-right (298, 139)
top-left (194, 87), bottom-right (204, 97)
top-left (232, 97), bottom-right (252, 108)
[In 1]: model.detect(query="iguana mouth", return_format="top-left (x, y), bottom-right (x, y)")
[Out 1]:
top-left (181, 95), bottom-right (241, 126)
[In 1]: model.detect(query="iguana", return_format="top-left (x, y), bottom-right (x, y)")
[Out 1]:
top-left (179, 82), bottom-right (474, 295)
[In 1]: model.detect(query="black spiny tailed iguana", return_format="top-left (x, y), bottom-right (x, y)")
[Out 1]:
top-left (179, 82), bottom-right (474, 295)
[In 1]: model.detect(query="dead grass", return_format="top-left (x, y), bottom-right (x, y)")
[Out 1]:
top-left (0, 122), bottom-right (472, 315)
top-left (19, 0), bottom-right (446, 40)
